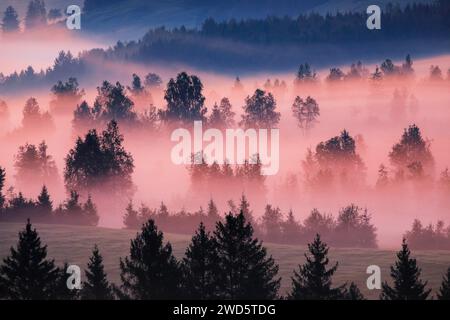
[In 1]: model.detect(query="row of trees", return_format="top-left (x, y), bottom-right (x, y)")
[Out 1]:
top-left (123, 196), bottom-right (377, 248)
top-left (0, 179), bottom-right (99, 226)
top-left (1, 216), bottom-right (449, 300)
top-left (405, 219), bottom-right (450, 250)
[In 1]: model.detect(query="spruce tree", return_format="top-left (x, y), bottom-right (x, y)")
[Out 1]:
top-left (123, 200), bottom-right (140, 228)
top-left (380, 239), bottom-right (431, 300)
top-left (37, 185), bottom-right (53, 217)
top-left (437, 267), bottom-right (450, 300)
top-left (2, 6), bottom-right (20, 33)
top-left (52, 262), bottom-right (79, 300)
top-left (118, 219), bottom-right (181, 299)
top-left (81, 246), bottom-right (114, 300)
top-left (0, 220), bottom-right (59, 299)
top-left (213, 211), bottom-right (280, 299)
top-left (342, 282), bottom-right (365, 300)
top-left (182, 223), bottom-right (218, 299)
top-left (288, 234), bottom-right (344, 300)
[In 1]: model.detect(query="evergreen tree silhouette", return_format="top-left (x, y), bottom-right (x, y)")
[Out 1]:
top-left (380, 239), bottom-right (431, 300)
top-left (342, 282), bottom-right (365, 300)
top-left (123, 200), bottom-right (140, 228)
top-left (2, 6), bottom-right (20, 33)
top-left (182, 223), bottom-right (218, 299)
top-left (52, 262), bottom-right (78, 300)
top-left (288, 234), bottom-right (344, 300)
top-left (213, 211), bottom-right (280, 299)
top-left (81, 246), bottom-right (114, 300)
top-left (37, 185), bottom-right (53, 217)
top-left (437, 267), bottom-right (450, 300)
top-left (118, 219), bottom-right (181, 299)
top-left (0, 220), bottom-right (59, 299)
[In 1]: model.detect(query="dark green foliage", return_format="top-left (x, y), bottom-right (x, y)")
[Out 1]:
top-left (64, 120), bottom-right (134, 197)
top-left (119, 219), bottom-right (182, 299)
top-left (380, 239), bottom-right (431, 300)
top-left (288, 234), bottom-right (344, 300)
top-left (161, 72), bottom-right (206, 124)
top-left (0, 220), bottom-right (59, 299)
top-left (182, 223), bottom-right (218, 299)
top-left (2, 6), bottom-right (20, 32)
top-left (81, 246), bottom-right (114, 300)
top-left (240, 89), bottom-right (280, 129)
top-left (213, 211), bottom-right (280, 299)
top-left (437, 267), bottom-right (450, 300)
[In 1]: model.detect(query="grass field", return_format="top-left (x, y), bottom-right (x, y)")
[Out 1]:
top-left (1, 222), bottom-right (450, 299)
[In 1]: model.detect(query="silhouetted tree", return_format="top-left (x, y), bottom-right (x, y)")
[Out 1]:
top-left (123, 200), bottom-right (140, 229)
top-left (208, 97), bottom-right (235, 128)
top-left (437, 267), bottom-right (450, 300)
top-left (0, 220), bottom-right (59, 299)
top-left (213, 211), bottom-right (280, 299)
top-left (295, 63), bottom-right (317, 84)
top-left (342, 282), bottom-right (365, 300)
top-left (2, 6), bottom-right (20, 33)
top-left (36, 185), bottom-right (52, 217)
top-left (144, 73), bottom-right (162, 88)
top-left (25, 0), bottom-right (47, 29)
top-left (182, 223), bottom-right (218, 299)
top-left (81, 246), bottom-right (114, 300)
top-left (240, 89), bottom-right (280, 128)
top-left (119, 219), bottom-right (181, 299)
top-left (292, 96), bottom-right (320, 135)
top-left (288, 234), bottom-right (344, 299)
top-left (0, 167), bottom-right (5, 210)
top-left (50, 77), bottom-right (85, 115)
top-left (381, 239), bottom-right (431, 300)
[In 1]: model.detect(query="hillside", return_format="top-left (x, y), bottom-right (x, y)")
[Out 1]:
top-left (1, 222), bottom-right (449, 299)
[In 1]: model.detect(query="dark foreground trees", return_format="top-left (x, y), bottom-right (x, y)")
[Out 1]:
top-left (0, 220), bottom-right (59, 299)
top-left (288, 234), bottom-right (347, 300)
top-left (80, 246), bottom-right (114, 300)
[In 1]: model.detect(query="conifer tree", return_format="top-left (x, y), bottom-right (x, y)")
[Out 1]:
top-left (81, 246), bottom-right (114, 300)
top-left (52, 262), bottom-right (79, 300)
top-left (437, 267), bottom-right (450, 300)
top-left (118, 219), bottom-right (181, 299)
top-left (123, 200), bottom-right (140, 228)
top-left (37, 185), bottom-right (52, 217)
top-left (0, 220), bottom-right (59, 299)
top-left (342, 282), bottom-right (365, 300)
top-left (213, 211), bottom-right (280, 299)
top-left (380, 239), bottom-right (431, 300)
top-left (83, 194), bottom-right (99, 226)
top-left (182, 223), bottom-right (218, 299)
top-left (288, 234), bottom-right (344, 300)
top-left (2, 6), bottom-right (20, 33)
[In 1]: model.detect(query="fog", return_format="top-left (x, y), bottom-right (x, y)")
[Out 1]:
top-left (1, 29), bottom-right (450, 248)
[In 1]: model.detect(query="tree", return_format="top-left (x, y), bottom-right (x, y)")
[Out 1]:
top-left (240, 89), bottom-right (280, 129)
top-left (380, 239), bottom-right (431, 300)
top-left (25, 0), bottom-right (47, 29)
top-left (0, 167), bottom-right (6, 210)
top-left (326, 68), bottom-right (345, 82)
top-left (389, 124), bottom-right (434, 177)
top-left (14, 141), bottom-right (59, 192)
top-left (123, 200), bottom-right (140, 229)
top-left (81, 246), bottom-right (114, 300)
top-left (376, 164), bottom-right (389, 189)
top-left (437, 267), bottom-right (450, 300)
top-left (292, 96), bottom-right (320, 135)
top-left (341, 282), bottom-right (365, 300)
top-left (50, 77), bottom-right (85, 115)
top-left (83, 195), bottom-right (99, 226)
top-left (182, 223), bottom-right (218, 299)
top-left (21, 97), bottom-right (54, 130)
top-left (118, 219), bottom-right (181, 299)
top-left (208, 97), bottom-right (235, 129)
top-left (260, 204), bottom-right (283, 243)
top-left (213, 211), bottom-right (280, 299)
top-left (288, 234), bottom-right (344, 299)
top-left (93, 81), bottom-right (137, 124)
top-left (402, 54), bottom-right (414, 76)
top-left (64, 120), bottom-right (134, 197)
top-left (161, 72), bottom-right (206, 124)
top-left (36, 185), bottom-right (52, 217)
top-left (295, 63), bottom-right (317, 84)
top-left (2, 6), bottom-right (20, 33)
top-left (0, 220), bottom-right (59, 299)
top-left (144, 73), bottom-right (162, 88)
